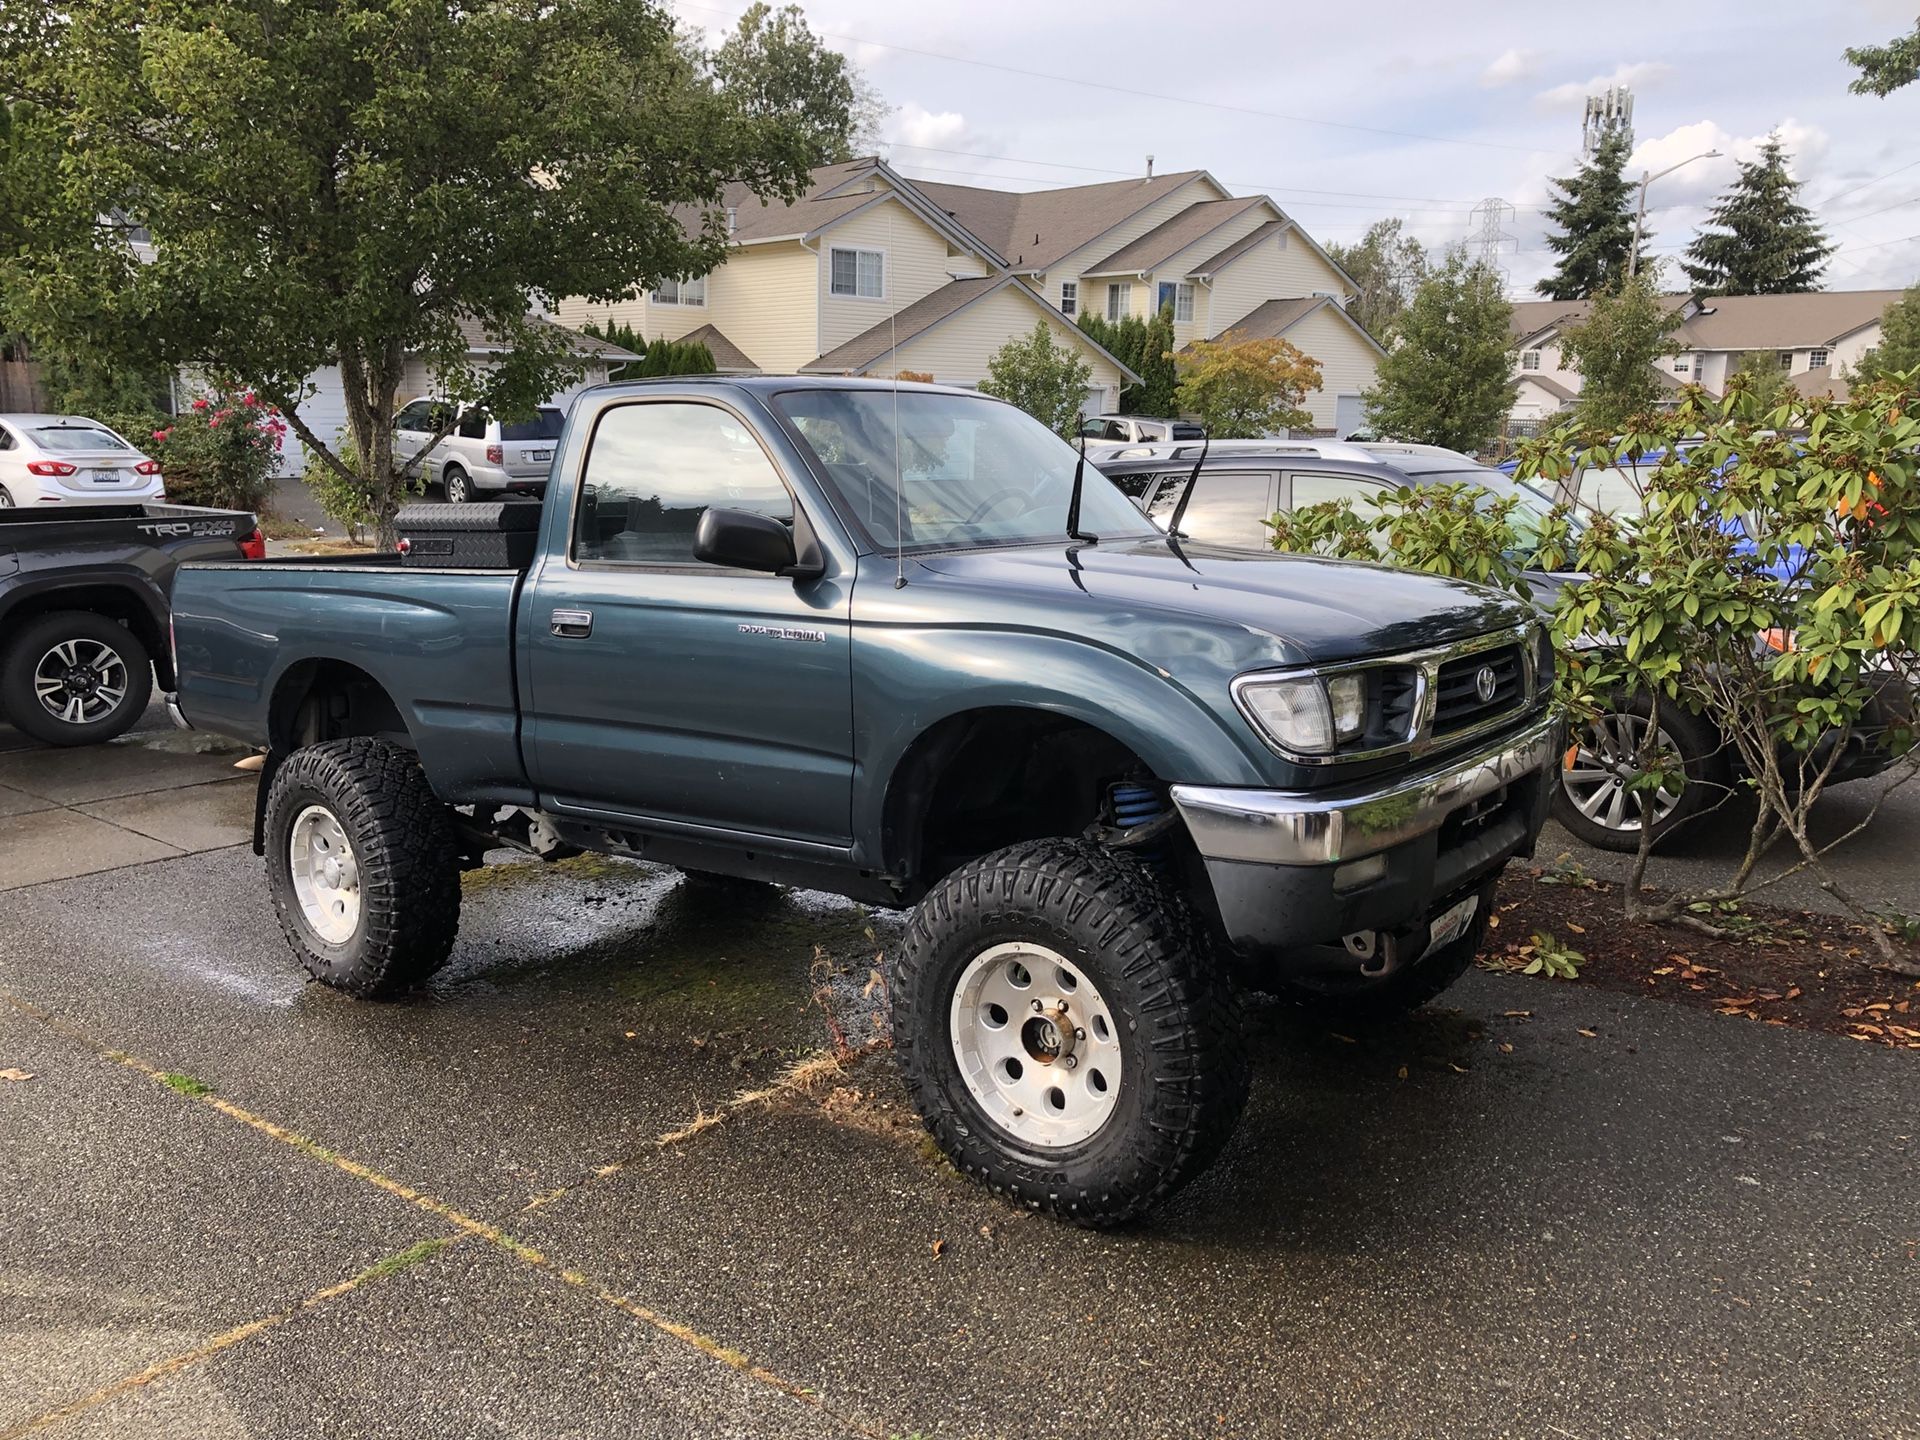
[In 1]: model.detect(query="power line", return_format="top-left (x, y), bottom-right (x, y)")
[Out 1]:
top-left (1821, 156), bottom-right (1920, 209)
top-left (673, 0), bottom-right (1550, 156)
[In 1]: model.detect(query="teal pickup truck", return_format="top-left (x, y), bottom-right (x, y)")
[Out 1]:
top-left (171, 378), bottom-right (1557, 1224)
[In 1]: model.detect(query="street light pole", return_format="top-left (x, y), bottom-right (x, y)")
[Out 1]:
top-left (1627, 150), bottom-right (1722, 279)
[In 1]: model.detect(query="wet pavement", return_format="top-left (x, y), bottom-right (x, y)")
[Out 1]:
top-left (0, 715), bottom-right (1917, 1437)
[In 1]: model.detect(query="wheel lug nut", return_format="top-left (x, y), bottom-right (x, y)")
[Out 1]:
top-left (1031, 999), bottom-right (1044, 1013)
top-left (1074, 1027), bottom-right (1085, 1040)
top-left (1063, 1055), bottom-right (1077, 1070)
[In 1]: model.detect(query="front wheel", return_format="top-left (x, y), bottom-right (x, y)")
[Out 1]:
top-left (264, 738), bottom-right (461, 997)
top-left (0, 610), bottom-right (153, 746)
top-left (1553, 695), bottom-right (1724, 853)
top-left (892, 840), bottom-right (1248, 1226)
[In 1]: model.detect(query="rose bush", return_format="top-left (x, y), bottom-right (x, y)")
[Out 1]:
top-left (150, 389), bottom-right (284, 511)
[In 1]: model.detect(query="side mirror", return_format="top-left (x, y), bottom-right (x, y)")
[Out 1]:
top-left (694, 507), bottom-right (823, 580)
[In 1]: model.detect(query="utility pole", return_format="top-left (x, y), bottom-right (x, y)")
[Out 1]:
top-left (1627, 151), bottom-right (1722, 278)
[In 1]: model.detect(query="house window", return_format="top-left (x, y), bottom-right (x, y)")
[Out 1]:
top-left (1673, 354), bottom-right (1690, 374)
top-left (1060, 281), bottom-right (1077, 318)
top-left (1521, 350), bottom-right (1541, 371)
top-left (1106, 282), bottom-right (1132, 321)
top-left (1809, 347), bottom-right (1829, 369)
top-left (1174, 283), bottom-right (1195, 323)
top-left (830, 247), bottom-right (885, 299)
top-left (1776, 349), bottom-right (1794, 369)
top-left (651, 275), bottom-right (706, 307)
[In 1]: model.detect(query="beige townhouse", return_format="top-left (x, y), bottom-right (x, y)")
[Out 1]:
top-left (554, 158), bottom-right (1385, 434)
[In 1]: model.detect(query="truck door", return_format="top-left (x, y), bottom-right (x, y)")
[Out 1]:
top-left (523, 397), bottom-right (854, 846)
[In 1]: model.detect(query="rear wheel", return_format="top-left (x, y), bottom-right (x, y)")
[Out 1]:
top-left (1553, 695), bottom-right (1723, 852)
top-left (264, 738), bottom-right (460, 997)
top-left (0, 610), bottom-right (152, 746)
top-left (893, 839), bottom-right (1248, 1226)
top-left (0, 486), bottom-right (14, 507)
top-left (443, 466), bottom-right (472, 504)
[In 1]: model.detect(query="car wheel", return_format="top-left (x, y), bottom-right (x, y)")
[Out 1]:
top-left (0, 610), bottom-right (154, 746)
top-left (1552, 694), bottom-right (1724, 853)
top-left (892, 839), bottom-right (1248, 1226)
top-left (264, 737), bottom-right (461, 997)
top-left (1262, 879), bottom-right (1496, 1024)
top-left (443, 467), bottom-right (471, 504)
top-left (0, 486), bottom-right (14, 507)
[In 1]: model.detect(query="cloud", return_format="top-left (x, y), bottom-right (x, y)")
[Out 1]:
top-left (1480, 48), bottom-right (1539, 89)
top-left (1535, 61), bottom-right (1674, 108)
top-left (887, 102), bottom-right (972, 151)
top-left (1627, 118), bottom-right (1832, 205)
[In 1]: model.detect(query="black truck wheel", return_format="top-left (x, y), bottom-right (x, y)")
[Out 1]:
top-left (892, 839), bottom-right (1248, 1227)
top-left (264, 738), bottom-right (461, 997)
top-left (0, 609), bottom-right (153, 746)
top-left (1553, 694), bottom-right (1724, 853)
top-left (1265, 879), bottom-right (1496, 1025)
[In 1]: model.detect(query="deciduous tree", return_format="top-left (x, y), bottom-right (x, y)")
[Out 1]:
top-left (1326, 218), bottom-right (1429, 342)
top-left (979, 322), bottom-right (1094, 438)
top-left (1852, 282), bottom-right (1920, 382)
top-left (1362, 248), bottom-right (1514, 452)
top-left (1537, 132), bottom-right (1638, 301)
top-left (1559, 272), bottom-right (1683, 434)
top-left (1845, 17), bottom-right (1920, 95)
top-left (1173, 333), bottom-right (1321, 438)
top-left (1682, 138), bottom-right (1832, 295)
top-left (2, 0), bottom-right (855, 540)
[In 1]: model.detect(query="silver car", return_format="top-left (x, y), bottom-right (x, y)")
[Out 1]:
top-left (392, 397), bottom-right (564, 503)
top-left (0, 414), bottom-right (165, 507)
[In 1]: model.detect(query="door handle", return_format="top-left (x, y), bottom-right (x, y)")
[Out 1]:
top-left (550, 609), bottom-right (593, 638)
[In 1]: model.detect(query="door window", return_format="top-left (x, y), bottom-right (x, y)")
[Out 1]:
top-left (1146, 470), bottom-right (1277, 549)
top-left (1574, 465), bottom-right (1648, 517)
top-left (394, 401), bottom-right (432, 430)
top-left (457, 409), bottom-right (487, 440)
top-left (574, 402), bottom-right (792, 566)
top-left (1287, 471), bottom-right (1386, 515)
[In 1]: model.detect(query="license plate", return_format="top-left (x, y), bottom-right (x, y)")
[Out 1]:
top-left (1419, 894), bottom-right (1479, 961)
top-left (529, 450), bottom-right (552, 462)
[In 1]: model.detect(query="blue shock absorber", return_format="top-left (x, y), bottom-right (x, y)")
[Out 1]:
top-left (1109, 781), bottom-right (1169, 863)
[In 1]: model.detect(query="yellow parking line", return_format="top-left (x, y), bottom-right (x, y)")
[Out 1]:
top-left (0, 989), bottom-right (878, 1438)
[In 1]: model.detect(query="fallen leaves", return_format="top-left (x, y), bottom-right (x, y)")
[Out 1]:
top-left (930, 1238), bottom-right (946, 1260)
top-left (1577, 1028), bottom-right (1599, 1038)
top-left (0, 1068), bottom-right (33, 1082)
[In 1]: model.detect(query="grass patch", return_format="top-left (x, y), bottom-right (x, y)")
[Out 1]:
top-left (361, 1236), bottom-right (455, 1281)
top-left (158, 1071), bottom-right (213, 1097)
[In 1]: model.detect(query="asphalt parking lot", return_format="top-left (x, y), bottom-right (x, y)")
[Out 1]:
top-left (2, 711), bottom-right (1917, 1439)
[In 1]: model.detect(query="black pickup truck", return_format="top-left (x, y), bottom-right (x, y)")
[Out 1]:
top-left (0, 503), bottom-right (262, 745)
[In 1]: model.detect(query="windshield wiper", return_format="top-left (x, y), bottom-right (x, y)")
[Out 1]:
top-left (1164, 430), bottom-right (1209, 540)
top-left (1066, 430), bottom-right (1098, 544)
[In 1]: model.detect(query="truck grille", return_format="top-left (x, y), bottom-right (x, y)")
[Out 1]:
top-left (1431, 643), bottom-right (1525, 736)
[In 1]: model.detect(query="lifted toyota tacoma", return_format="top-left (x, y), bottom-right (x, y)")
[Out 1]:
top-left (169, 378), bottom-right (1556, 1225)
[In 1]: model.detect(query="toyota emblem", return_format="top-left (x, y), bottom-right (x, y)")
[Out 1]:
top-left (1473, 664), bottom-right (1498, 703)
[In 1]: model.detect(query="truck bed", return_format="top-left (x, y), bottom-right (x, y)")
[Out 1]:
top-left (0, 501), bottom-right (256, 551)
top-left (170, 558), bottom-right (531, 804)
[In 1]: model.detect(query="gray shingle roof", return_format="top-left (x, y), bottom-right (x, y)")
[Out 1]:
top-left (1509, 289), bottom-right (1904, 351)
top-left (677, 324), bottom-right (759, 373)
top-left (454, 315), bottom-right (640, 362)
top-left (1082, 197), bottom-right (1269, 276)
top-left (1188, 218), bottom-right (1291, 277)
top-left (914, 170), bottom-right (1213, 272)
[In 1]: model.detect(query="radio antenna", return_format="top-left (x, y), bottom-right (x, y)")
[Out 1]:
top-left (1164, 429), bottom-right (1208, 540)
top-left (888, 203), bottom-right (906, 589)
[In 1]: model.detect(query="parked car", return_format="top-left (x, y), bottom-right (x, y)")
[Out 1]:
top-left (0, 414), bottom-right (165, 508)
top-left (1075, 413), bottom-right (1205, 448)
top-left (170, 377), bottom-right (1558, 1226)
top-left (391, 397), bottom-right (564, 502)
top-left (1094, 439), bottom-right (1910, 853)
top-left (0, 501), bottom-right (263, 744)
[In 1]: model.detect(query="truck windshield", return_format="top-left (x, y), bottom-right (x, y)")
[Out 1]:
top-left (774, 389), bottom-right (1157, 552)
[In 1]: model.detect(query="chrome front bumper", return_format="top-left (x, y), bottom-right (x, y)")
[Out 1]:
top-left (1170, 714), bottom-right (1559, 866)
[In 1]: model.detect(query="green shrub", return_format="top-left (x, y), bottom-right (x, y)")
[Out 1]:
top-left (149, 390), bottom-right (283, 511)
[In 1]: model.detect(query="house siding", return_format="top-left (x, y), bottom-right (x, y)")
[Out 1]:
top-left (1276, 307), bottom-right (1380, 433)
top-left (1205, 231), bottom-right (1350, 340)
top-left (704, 243), bottom-right (817, 372)
top-left (881, 287), bottom-right (1124, 404)
top-left (818, 198), bottom-right (960, 354)
top-left (1036, 175), bottom-right (1229, 314)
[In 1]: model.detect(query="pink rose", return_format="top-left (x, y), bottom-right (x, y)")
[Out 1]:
top-left (191, 397), bottom-right (208, 411)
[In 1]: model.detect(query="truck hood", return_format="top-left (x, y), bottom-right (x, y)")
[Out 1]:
top-left (910, 538), bottom-right (1533, 666)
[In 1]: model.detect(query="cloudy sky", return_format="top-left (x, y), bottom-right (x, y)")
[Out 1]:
top-left (674, 0), bottom-right (1920, 295)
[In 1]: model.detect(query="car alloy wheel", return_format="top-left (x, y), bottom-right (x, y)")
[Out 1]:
top-left (1560, 712), bottom-right (1684, 834)
top-left (445, 470), bottom-right (470, 504)
top-left (948, 941), bottom-right (1124, 1148)
top-left (0, 487), bottom-right (13, 507)
top-left (32, 637), bottom-right (130, 726)
top-left (287, 803), bottom-right (363, 945)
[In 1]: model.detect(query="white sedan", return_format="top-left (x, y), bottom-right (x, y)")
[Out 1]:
top-left (0, 414), bottom-right (165, 507)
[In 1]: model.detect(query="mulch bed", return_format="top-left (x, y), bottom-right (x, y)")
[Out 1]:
top-left (1484, 866), bottom-right (1920, 1052)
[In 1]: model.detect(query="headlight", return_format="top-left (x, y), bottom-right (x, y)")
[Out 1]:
top-left (1236, 673), bottom-right (1368, 756)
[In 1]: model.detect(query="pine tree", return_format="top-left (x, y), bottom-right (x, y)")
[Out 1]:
top-left (1852, 282), bottom-right (1920, 382)
top-left (1537, 132), bottom-right (1638, 301)
top-left (1364, 247), bottom-right (1516, 452)
top-left (1138, 305), bottom-right (1178, 417)
top-left (1682, 138), bottom-right (1832, 296)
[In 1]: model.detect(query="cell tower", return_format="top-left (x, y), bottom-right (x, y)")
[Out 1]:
top-left (1582, 87), bottom-right (1634, 155)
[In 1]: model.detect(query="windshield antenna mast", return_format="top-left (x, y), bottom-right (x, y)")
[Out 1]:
top-left (1164, 429), bottom-right (1208, 540)
top-left (887, 205), bottom-right (906, 588)
top-left (1066, 427), bottom-right (1097, 543)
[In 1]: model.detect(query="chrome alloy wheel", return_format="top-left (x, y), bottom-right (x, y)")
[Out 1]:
top-left (949, 942), bottom-right (1123, 1148)
top-left (1561, 712), bottom-right (1684, 834)
top-left (288, 804), bottom-right (362, 945)
top-left (32, 637), bottom-right (129, 725)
